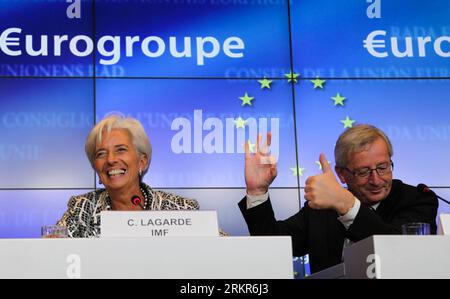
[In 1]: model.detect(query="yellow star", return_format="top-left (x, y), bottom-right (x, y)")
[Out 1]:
top-left (341, 116), bottom-right (355, 128)
top-left (290, 166), bottom-right (305, 177)
top-left (258, 77), bottom-right (273, 89)
top-left (242, 140), bottom-right (256, 153)
top-left (239, 92), bottom-right (254, 106)
top-left (315, 160), bottom-right (332, 170)
top-left (284, 71), bottom-right (300, 83)
top-left (234, 117), bottom-right (247, 129)
top-left (311, 77), bottom-right (325, 89)
top-left (331, 93), bottom-right (346, 106)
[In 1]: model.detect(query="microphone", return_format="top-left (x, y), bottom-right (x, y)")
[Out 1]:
top-left (131, 195), bottom-right (145, 210)
top-left (417, 183), bottom-right (450, 205)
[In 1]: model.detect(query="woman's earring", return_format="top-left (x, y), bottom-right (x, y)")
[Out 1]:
top-left (139, 169), bottom-right (142, 176)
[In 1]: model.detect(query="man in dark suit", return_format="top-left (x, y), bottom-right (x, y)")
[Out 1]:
top-left (239, 125), bottom-right (438, 274)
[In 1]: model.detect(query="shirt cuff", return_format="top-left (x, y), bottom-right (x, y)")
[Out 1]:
top-left (246, 192), bottom-right (269, 209)
top-left (337, 197), bottom-right (361, 230)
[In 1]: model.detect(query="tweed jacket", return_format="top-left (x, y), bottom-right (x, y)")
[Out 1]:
top-left (57, 183), bottom-right (199, 238)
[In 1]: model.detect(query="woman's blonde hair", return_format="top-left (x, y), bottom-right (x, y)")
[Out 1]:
top-left (85, 114), bottom-right (152, 176)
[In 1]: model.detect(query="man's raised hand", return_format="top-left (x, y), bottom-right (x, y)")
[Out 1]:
top-left (304, 153), bottom-right (355, 215)
top-left (245, 132), bottom-right (277, 196)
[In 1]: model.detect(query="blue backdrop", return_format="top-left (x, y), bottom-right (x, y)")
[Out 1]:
top-left (1, 1), bottom-right (449, 276)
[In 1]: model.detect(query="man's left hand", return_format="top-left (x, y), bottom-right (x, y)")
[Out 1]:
top-left (304, 153), bottom-right (355, 215)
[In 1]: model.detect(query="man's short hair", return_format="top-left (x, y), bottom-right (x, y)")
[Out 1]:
top-left (334, 124), bottom-right (393, 168)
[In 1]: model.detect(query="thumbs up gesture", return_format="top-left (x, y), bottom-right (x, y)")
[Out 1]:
top-left (304, 153), bottom-right (355, 215)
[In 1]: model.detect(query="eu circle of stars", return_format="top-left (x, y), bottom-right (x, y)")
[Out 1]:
top-left (233, 71), bottom-right (356, 180)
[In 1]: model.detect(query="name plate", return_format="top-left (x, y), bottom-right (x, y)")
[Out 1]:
top-left (100, 210), bottom-right (219, 238)
top-left (438, 214), bottom-right (450, 235)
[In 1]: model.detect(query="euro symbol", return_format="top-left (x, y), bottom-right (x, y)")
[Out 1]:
top-left (363, 30), bottom-right (388, 58)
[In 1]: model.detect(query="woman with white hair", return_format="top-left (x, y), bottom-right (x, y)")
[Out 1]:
top-left (57, 114), bottom-right (199, 238)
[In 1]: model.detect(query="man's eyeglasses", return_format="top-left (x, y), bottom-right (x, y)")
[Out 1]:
top-left (344, 161), bottom-right (394, 179)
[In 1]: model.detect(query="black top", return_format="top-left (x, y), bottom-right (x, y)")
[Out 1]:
top-left (238, 179), bottom-right (438, 273)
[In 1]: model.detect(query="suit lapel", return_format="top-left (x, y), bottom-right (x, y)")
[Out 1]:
top-left (373, 179), bottom-right (399, 219)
